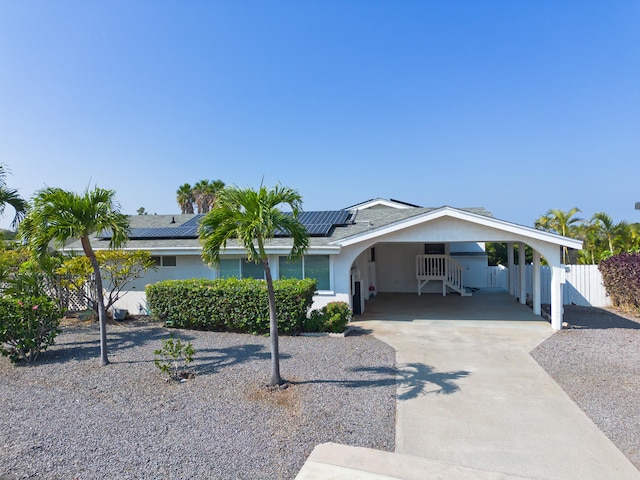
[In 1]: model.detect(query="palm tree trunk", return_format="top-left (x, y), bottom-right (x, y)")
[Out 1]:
top-left (81, 237), bottom-right (109, 366)
top-left (262, 257), bottom-right (282, 386)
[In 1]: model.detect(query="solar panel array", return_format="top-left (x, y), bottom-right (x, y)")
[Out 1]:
top-left (98, 211), bottom-right (352, 240)
top-left (282, 210), bottom-right (352, 237)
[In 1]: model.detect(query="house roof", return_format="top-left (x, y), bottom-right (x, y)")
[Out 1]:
top-left (61, 200), bottom-right (581, 255)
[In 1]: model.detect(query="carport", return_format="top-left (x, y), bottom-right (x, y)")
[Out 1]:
top-left (358, 291), bottom-right (545, 325)
top-left (329, 206), bottom-right (583, 330)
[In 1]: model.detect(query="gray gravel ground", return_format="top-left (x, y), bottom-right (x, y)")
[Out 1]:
top-left (531, 305), bottom-right (640, 470)
top-left (0, 319), bottom-right (396, 480)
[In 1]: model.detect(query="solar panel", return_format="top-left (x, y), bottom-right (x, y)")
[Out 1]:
top-left (98, 211), bottom-right (352, 240)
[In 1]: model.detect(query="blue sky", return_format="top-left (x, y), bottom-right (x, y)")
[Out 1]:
top-left (1, 1), bottom-right (639, 230)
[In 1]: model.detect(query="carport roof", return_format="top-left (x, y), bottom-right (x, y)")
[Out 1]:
top-left (332, 205), bottom-right (583, 250)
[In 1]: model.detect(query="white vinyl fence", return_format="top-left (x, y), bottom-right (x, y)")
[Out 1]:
top-left (486, 264), bottom-right (611, 307)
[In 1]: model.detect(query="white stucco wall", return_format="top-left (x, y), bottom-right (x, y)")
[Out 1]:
top-left (110, 254), bottom-right (214, 314)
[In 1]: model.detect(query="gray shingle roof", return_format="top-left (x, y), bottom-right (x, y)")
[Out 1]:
top-left (62, 205), bottom-right (494, 253)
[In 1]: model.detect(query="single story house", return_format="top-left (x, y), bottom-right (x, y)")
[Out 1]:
top-left (63, 198), bottom-right (582, 329)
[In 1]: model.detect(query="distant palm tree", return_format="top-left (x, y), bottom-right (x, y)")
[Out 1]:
top-left (192, 179), bottom-right (226, 214)
top-left (198, 184), bottom-right (309, 386)
top-left (176, 183), bottom-right (195, 214)
top-left (590, 212), bottom-right (629, 255)
top-left (0, 164), bottom-right (27, 229)
top-left (535, 207), bottom-right (583, 263)
top-left (19, 187), bottom-right (130, 366)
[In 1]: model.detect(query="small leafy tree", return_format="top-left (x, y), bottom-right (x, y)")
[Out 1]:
top-left (56, 250), bottom-right (156, 313)
top-left (154, 335), bottom-right (196, 381)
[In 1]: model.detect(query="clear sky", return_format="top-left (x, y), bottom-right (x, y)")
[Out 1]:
top-left (1, 1), bottom-right (639, 230)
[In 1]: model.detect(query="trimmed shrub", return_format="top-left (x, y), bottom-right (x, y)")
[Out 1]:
top-left (599, 252), bottom-right (640, 312)
top-left (145, 278), bottom-right (317, 334)
top-left (304, 301), bottom-right (352, 333)
top-left (0, 295), bottom-right (62, 364)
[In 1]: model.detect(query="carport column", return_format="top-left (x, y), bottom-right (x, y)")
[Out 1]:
top-left (532, 250), bottom-right (541, 316)
top-left (518, 242), bottom-right (526, 305)
top-left (507, 243), bottom-right (515, 296)
top-left (550, 265), bottom-right (564, 330)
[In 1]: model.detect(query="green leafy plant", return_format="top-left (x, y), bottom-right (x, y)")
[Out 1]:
top-left (0, 295), bottom-right (62, 364)
top-left (304, 301), bottom-right (352, 333)
top-left (146, 278), bottom-right (316, 334)
top-left (154, 335), bottom-right (196, 381)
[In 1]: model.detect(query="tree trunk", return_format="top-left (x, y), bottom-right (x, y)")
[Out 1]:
top-left (81, 237), bottom-right (109, 366)
top-left (262, 257), bottom-right (282, 386)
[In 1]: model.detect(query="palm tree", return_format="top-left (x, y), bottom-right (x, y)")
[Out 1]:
top-left (590, 212), bottom-right (629, 256)
top-left (535, 207), bottom-right (584, 263)
top-left (198, 184), bottom-right (309, 386)
top-left (0, 164), bottom-right (27, 229)
top-left (176, 183), bottom-right (195, 214)
top-left (19, 187), bottom-right (129, 366)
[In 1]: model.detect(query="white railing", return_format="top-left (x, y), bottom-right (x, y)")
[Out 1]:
top-left (416, 254), bottom-right (469, 296)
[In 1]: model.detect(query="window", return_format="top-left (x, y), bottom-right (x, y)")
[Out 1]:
top-left (424, 243), bottom-right (445, 255)
top-left (151, 256), bottom-right (177, 267)
top-left (219, 259), bottom-right (240, 278)
top-left (241, 259), bottom-right (264, 279)
top-left (279, 257), bottom-right (303, 280)
top-left (279, 255), bottom-right (330, 291)
top-left (218, 258), bottom-right (265, 279)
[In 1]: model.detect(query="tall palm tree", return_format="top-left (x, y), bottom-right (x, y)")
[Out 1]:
top-left (207, 179), bottom-right (225, 211)
top-left (534, 207), bottom-right (583, 264)
top-left (0, 164), bottom-right (27, 229)
top-left (176, 183), bottom-right (195, 214)
top-left (192, 180), bottom-right (210, 214)
top-left (19, 187), bottom-right (129, 366)
top-left (198, 184), bottom-right (309, 386)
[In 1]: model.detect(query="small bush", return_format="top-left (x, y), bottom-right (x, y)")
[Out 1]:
top-left (0, 295), bottom-right (62, 364)
top-left (599, 252), bottom-right (640, 312)
top-left (154, 335), bottom-right (196, 381)
top-left (305, 301), bottom-right (352, 333)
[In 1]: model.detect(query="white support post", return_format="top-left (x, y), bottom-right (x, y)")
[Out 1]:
top-left (550, 265), bottom-right (564, 330)
top-left (518, 242), bottom-right (526, 305)
top-left (507, 243), bottom-right (515, 296)
top-left (532, 250), bottom-right (541, 316)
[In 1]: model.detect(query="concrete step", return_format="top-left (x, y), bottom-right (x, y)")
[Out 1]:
top-left (295, 443), bottom-right (537, 480)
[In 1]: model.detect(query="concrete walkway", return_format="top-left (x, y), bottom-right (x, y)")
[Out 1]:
top-left (295, 293), bottom-right (640, 480)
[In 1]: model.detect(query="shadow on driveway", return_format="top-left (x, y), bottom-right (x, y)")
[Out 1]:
top-left (292, 362), bottom-right (471, 401)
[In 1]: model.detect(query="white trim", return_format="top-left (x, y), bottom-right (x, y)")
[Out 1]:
top-left (349, 198), bottom-right (414, 210)
top-left (332, 206), bottom-right (583, 250)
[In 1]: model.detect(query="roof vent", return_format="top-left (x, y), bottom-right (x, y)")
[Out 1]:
top-left (171, 217), bottom-right (176, 224)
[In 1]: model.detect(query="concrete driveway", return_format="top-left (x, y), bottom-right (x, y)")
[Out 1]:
top-left (296, 292), bottom-right (640, 480)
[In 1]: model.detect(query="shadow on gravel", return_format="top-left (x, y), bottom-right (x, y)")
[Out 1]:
top-left (563, 306), bottom-right (640, 330)
top-left (194, 344), bottom-right (291, 376)
top-left (291, 362), bottom-right (470, 400)
top-left (39, 324), bottom-right (181, 365)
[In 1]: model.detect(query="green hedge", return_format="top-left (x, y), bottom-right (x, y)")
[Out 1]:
top-left (145, 278), bottom-right (317, 334)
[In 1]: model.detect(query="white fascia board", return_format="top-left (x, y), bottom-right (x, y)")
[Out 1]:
top-left (72, 244), bottom-right (342, 256)
top-left (353, 199), bottom-right (412, 210)
top-left (332, 206), bottom-right (583, 249)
